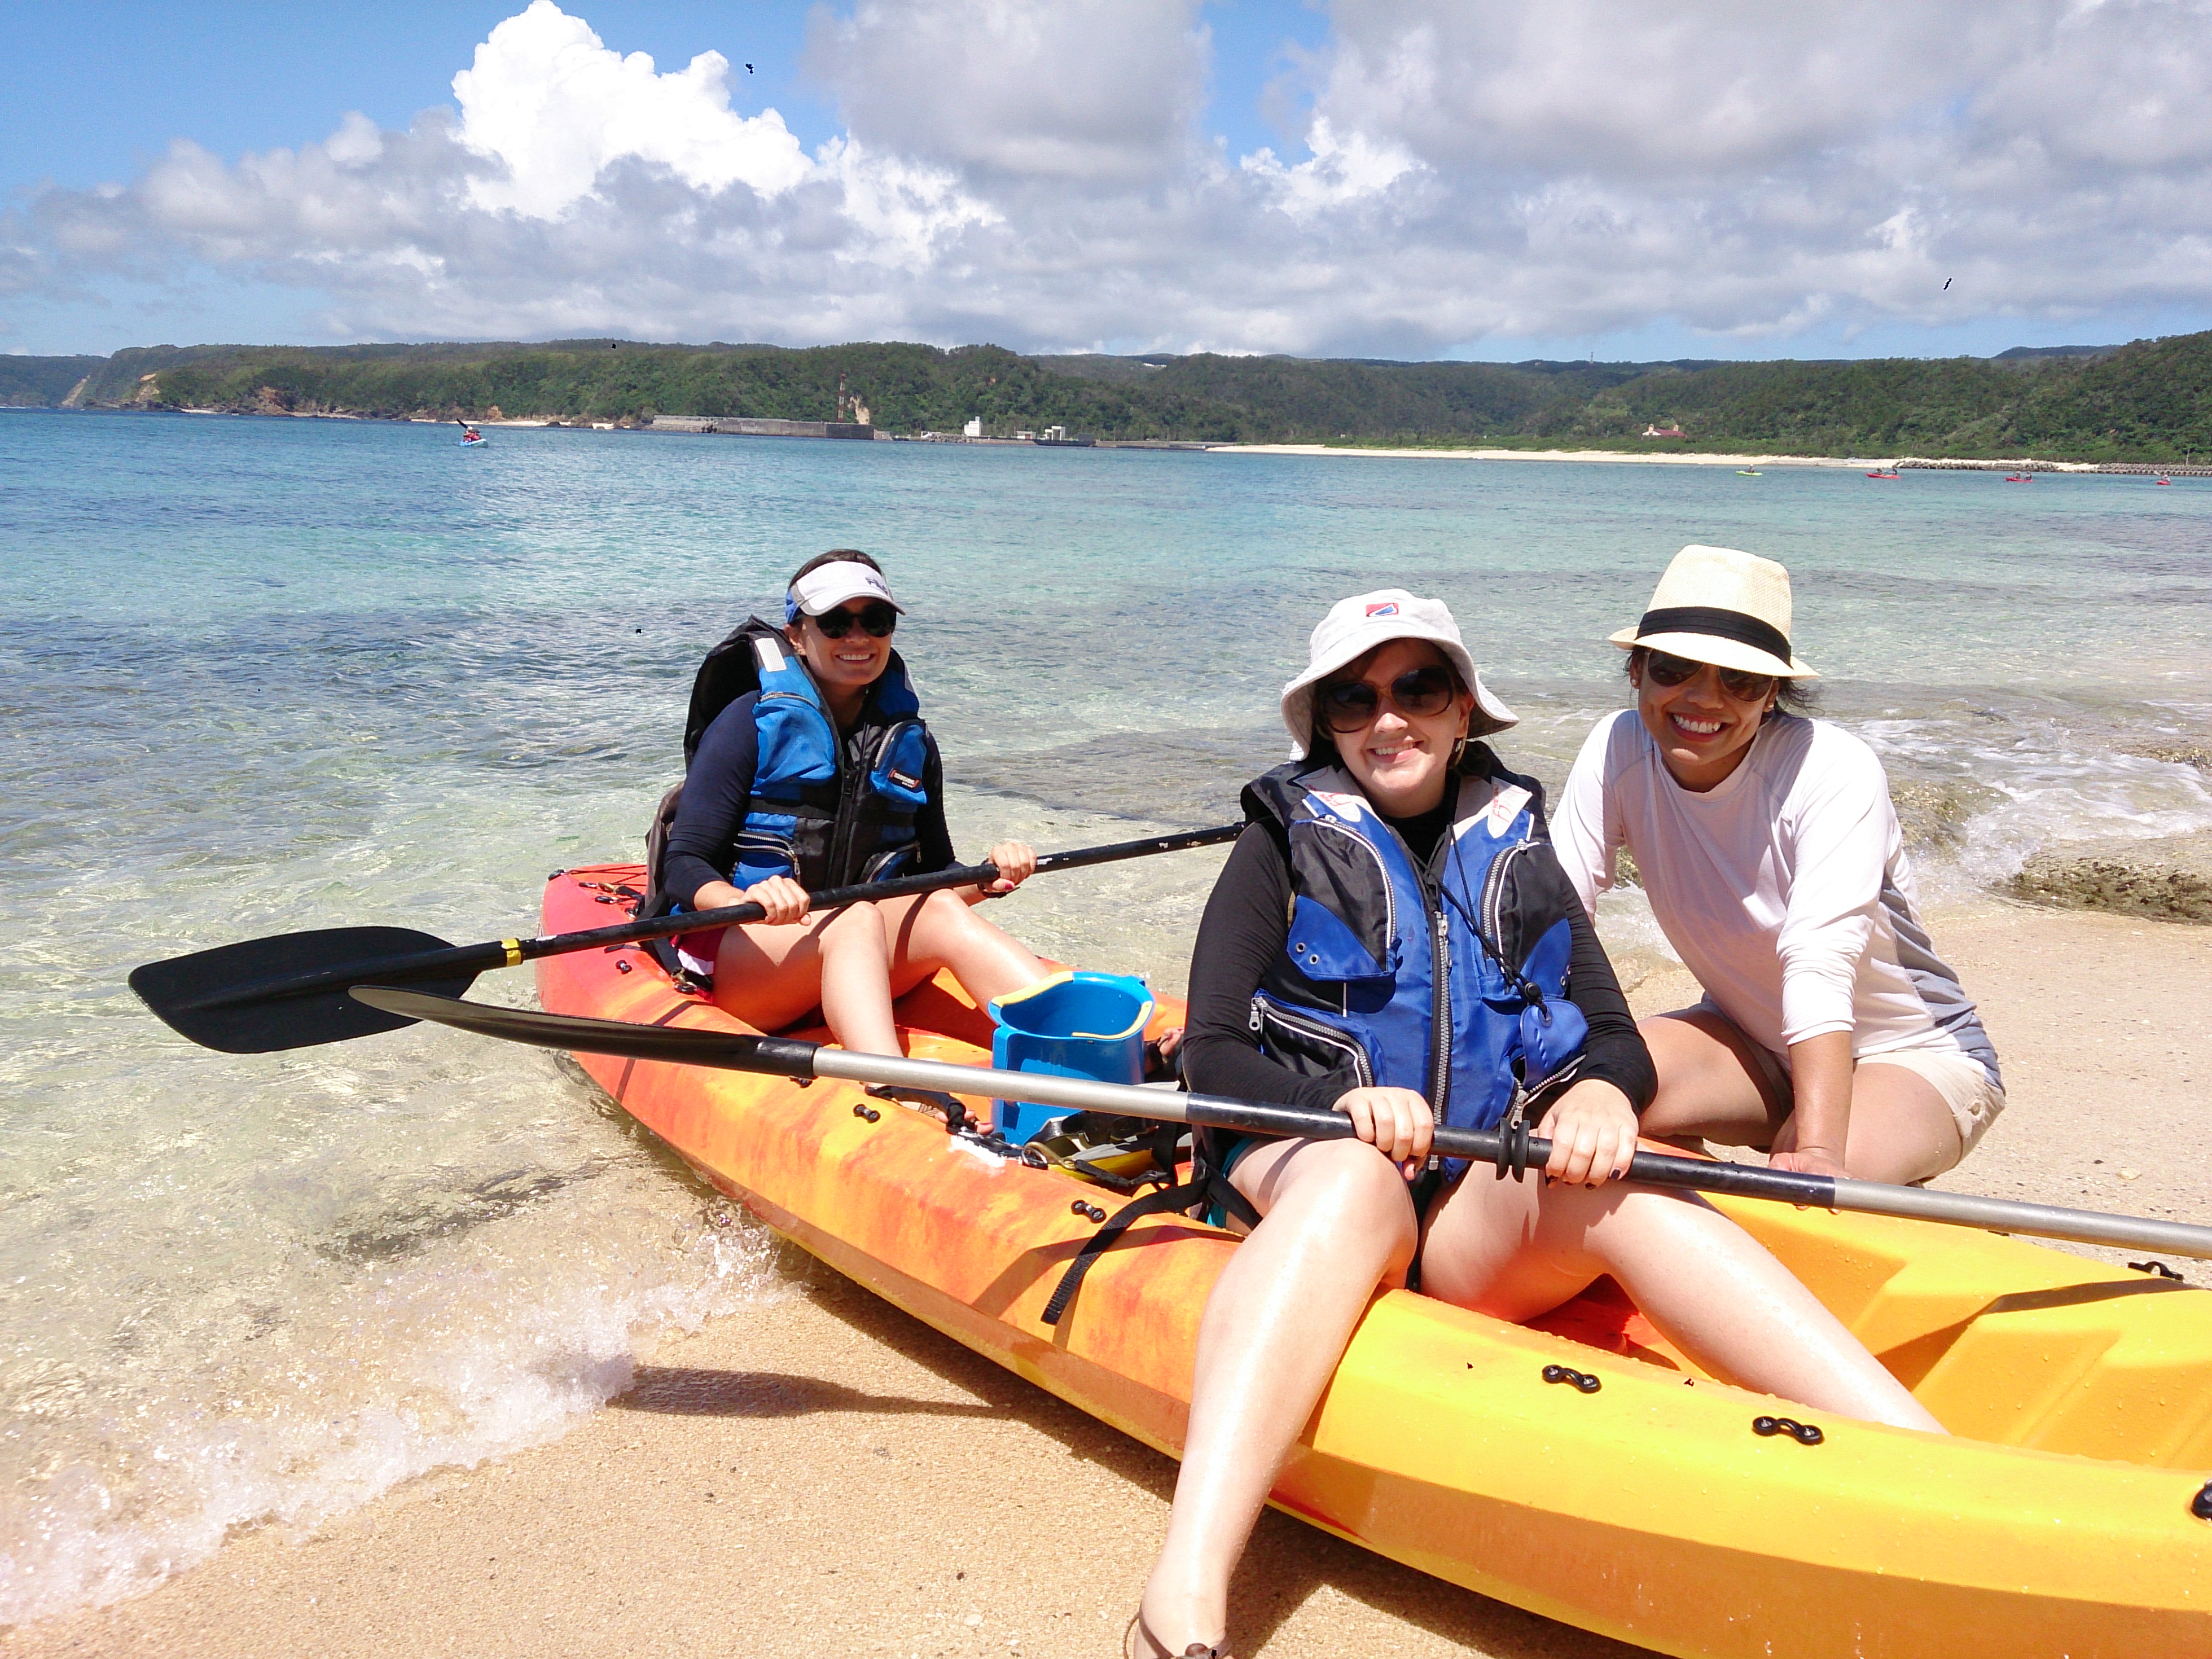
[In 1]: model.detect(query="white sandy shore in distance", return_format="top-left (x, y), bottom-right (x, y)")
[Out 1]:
top-left (7, 899), bottom-right (2209, 1658)
top-left (1209, 443), bottom-right (1880, 467)
top-left (1206, 444), bottom-right (2112, 471)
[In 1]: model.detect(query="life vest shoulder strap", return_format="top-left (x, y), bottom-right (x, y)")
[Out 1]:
top-left (682, 616), bottom-right (784, 767)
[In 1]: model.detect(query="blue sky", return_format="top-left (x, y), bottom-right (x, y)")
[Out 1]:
top-left (2, 3), bottom-right (1327, 192)
top-left (6, 1), bottom-right (2211, 362)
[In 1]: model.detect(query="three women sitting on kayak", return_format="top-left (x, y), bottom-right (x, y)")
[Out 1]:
top-left (659, 550), bottom-right (1052, 1053)
top-left (1131, 591), bottom-right (1943, 1659)
top-left (1552, 545), bottom-right (2003, 1185)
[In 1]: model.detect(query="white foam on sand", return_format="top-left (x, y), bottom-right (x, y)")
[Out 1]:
top-left (0, 1190), bottom-right (785, 1627)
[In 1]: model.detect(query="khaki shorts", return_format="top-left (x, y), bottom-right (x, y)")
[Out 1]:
top-left (1686, 1000), bottom-right (2006, 1156)
top-left (1858, 1047), bottom-right (2007, 1156)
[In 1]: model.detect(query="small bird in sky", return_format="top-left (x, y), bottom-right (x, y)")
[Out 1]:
top-left (1943, 278), bottom-right (1953, 290)
top-left (745, 63), bottom-right (754, 72)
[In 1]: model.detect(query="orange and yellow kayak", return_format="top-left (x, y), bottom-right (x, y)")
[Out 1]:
top-left (539, 864), bottom-right (2212, 1658)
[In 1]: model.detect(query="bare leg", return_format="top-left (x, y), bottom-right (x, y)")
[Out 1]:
top-left (1418, 1173), bottom-right (1942, 1433)
top-left (712, 889), bottom-right (1048, 1054)
top-left (880, 888), bottom-right (1048, 1015)
top-left (1637, 1009), bottom-right (1788, 1148)
top-left (1137, 1137), bottom-right (1417, 1653)
top-left (1772, 1061), bottom-right (1963, 1186)
top-left (1642, 1010), bottom-right (1967, 1184)
top-left (710, 903), bottom-right (892, 1041)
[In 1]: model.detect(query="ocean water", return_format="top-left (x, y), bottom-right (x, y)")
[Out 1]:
top-left (3, 409), bottom-right (2210, 1624)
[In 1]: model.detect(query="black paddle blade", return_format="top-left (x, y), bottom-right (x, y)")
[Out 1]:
top-left (131, 927), bottom-right (477, 1054)
top-left (348, 988), bottom-right (820, 1078)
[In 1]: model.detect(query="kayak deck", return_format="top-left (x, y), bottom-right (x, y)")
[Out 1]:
top-left (539, 864), bottom-right (2212, 1658)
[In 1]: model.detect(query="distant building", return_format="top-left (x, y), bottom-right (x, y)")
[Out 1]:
top-left (1643, 423), bottom-right (1686, 438)
top-left (962, 416), bottom-right (982, 437)
top-left (1042, 425), bottom-right (1066, 442)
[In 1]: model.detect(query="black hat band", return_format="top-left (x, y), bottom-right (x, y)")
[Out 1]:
top-left (1635, 606), bottom-right (1791, 665)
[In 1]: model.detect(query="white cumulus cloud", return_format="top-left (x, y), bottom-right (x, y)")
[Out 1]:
top-left (11, 0), bottom-right (2212, 355)
top-left (1241, 116), bottom-right (1420, 219)
top-left (453, 1), bottom-right (812, 216)
top-left (807, 0), bottom-right (1212, 185)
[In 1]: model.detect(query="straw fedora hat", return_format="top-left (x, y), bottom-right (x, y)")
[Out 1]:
top-left (1608, 545), bottom-right (1818, 679)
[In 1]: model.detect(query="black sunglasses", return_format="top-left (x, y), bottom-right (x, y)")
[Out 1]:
top-left (1644, 651), bottom-right (1776, 701)
top-left (811, 601), bottom-right (898, 639)
top-left (1318, 664), bottom-right (1458, 733)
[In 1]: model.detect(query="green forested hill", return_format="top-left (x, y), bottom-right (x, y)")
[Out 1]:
top-left (8, 330), bottom-right (2210, 461)
top-left (0, 354), bottom-right (103, 405)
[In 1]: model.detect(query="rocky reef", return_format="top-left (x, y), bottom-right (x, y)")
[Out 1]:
top-left (2008, 832), bottom-right (2212, 924)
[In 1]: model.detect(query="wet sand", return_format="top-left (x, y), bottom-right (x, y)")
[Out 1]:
top-left (8, 898), bottom-right (2209, 1658)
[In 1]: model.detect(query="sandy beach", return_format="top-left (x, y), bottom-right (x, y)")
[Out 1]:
top-left (1207, 444), bottom-right (1890, 468)
top-left (1204, 444), bottom-right (2119, 472)
top-left (8, 894), bottom-right (2207, 1659)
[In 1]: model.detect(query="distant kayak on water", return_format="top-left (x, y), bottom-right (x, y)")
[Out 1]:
top-left (2004, 473), bottom-right (2033, 482)
top-left (455, 419), bottom-right (486, 448)
top-left (1735, 468), bottom-right (1762, 476)
top-left (1867, 469), bottom-right (1902, 479)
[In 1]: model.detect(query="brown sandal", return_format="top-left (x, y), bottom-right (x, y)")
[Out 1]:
top-left (1124, 1610), bottom-right (1232, 1659)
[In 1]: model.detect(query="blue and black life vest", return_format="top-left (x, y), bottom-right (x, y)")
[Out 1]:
top-left (730, 626), bottom-right (934, 890)
top-left (1241, 752), bottom-right (1590, 1142)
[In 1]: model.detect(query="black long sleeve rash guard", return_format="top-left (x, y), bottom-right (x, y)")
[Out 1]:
top-left (1179, 820), bottom-right (1657, 1116)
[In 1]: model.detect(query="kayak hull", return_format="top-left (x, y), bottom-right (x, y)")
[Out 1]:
top-left (540, 866), bottom-right (2212, 1658)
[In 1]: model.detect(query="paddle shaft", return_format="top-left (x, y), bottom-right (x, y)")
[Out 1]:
top-left (817, 1050), bottom-right (2212, 1261)
top-left (349, 986), bottom-right (2212, 1265)
top-left (185, 823), bottom-right (1244, 1013)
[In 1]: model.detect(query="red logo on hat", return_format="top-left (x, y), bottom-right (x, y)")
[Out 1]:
top-left (1366, 602), bottom-right (1399, 617)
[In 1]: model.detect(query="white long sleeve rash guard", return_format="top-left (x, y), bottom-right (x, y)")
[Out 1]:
top-left (1553, 710), bottom-right (2000, 1086)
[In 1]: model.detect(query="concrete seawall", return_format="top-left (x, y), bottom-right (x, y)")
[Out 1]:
top-left (645, 416), bottom-right (874, 440)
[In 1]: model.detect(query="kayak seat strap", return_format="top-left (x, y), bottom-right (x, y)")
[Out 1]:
top-left (1041, 1179), bottom-right (1208, 1326)
top-left (1041, 1144), bottom-right (1257, 1327)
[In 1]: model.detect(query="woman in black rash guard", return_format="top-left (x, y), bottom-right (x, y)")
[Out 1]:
top-left (660, 550), bottom-right (1051, 1053)
top-left (1126, 591), bottom-right (1941, 1659)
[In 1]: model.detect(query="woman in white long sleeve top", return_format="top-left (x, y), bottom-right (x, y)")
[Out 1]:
top-left (1553, 546), bottom-right (2003, 1186)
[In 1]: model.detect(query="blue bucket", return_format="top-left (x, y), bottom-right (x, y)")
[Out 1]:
top-left (987, 970), bottom-right (1155, 1143)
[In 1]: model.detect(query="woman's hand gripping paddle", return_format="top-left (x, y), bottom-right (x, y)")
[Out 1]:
top-left (130, 823), bottom-right (1244, 1055)
top-left (350, 986), bottom-right (2212, 1269)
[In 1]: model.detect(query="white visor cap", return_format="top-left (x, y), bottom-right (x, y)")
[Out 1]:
top-left (789, 560), bottom-right (904, 618)
top-left (1279, 589), bottom-right (1517, 757)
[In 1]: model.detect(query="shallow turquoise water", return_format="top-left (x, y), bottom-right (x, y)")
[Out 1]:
top-left (3, 409), bottom-right (2209, 1623)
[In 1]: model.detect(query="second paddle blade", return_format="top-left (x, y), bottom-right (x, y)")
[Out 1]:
top-left (130, 926), bottom-right (478, 1054)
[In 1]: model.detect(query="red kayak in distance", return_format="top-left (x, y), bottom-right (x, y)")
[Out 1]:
top-left (1866, 470), bottom-right (1901, 479)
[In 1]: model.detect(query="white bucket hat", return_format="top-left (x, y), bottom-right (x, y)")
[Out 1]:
top-left (1608, 545), bottom-right (1818, 679)
top-left (1280, 589), bottom-right (1517, 757)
